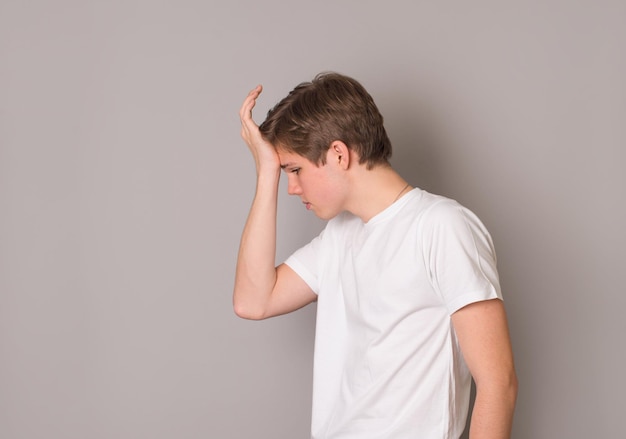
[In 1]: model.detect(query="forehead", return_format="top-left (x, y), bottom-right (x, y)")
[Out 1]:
top-left (277, 149), bottom-right (311, 168)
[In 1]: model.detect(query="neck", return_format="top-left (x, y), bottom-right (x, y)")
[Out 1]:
top-left (343, 163), bottom-right (411, 223)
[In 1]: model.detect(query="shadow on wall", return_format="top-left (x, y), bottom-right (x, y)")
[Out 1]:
top-left (384, 91), bottom-right (446, 195)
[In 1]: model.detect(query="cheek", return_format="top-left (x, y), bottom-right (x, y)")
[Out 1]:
top-left (319, 176), bottom-right (346, 207)
top-left (304, 167), bottom-right (345, 206)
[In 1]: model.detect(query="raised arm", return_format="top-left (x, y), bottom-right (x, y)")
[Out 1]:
top-left (451, 299), bottom-right (518, 438)
top-left (233, 86), bottom-right (317, 320)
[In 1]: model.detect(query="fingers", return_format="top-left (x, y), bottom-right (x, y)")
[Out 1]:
top-left (237, 85), bottom-right (280, 170)
top-left (239, 85), bottom-right (265, 147)
top-left (239, 85), bottom-right (263, 122)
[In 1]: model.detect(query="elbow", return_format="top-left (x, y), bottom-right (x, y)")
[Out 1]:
top-left (503, 369), bottom-right (520, 408)
top-left (233, 297), bottom-right (268, 321)
top-left (233, 305), bottom-right (265, 320)
top-left (475, 367), bottom-right (519, 408)
top-left (501, 371), bottom-right (519, 418)
top-left (510, 370), bottom-right (519, 405)
top-left (503, 366), bottom-right (519, 402)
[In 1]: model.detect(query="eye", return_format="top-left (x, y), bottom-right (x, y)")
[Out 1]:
top-left (291, 168), bottom-right (300, 175)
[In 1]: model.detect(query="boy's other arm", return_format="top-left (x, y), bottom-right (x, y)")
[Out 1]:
top-left (233, 86), bottom-right (317, 320)
top-left (451, 298), bottom-right (518, 439)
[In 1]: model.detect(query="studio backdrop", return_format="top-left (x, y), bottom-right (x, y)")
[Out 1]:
top-left (1, 1), bottom-right (624, 438)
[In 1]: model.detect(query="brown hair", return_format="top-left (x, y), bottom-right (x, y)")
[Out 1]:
top-left (259, 72), bottom-right (392, 169)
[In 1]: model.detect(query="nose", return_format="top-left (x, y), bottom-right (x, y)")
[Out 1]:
top-left (287, 175), bottom-right (302, 196)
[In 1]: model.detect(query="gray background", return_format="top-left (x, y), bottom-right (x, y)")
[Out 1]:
top-left (1, 1), bottom-right (624, 438)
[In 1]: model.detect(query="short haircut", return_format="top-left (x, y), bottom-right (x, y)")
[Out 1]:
top-left (259, 72), bottom-right (392, 169)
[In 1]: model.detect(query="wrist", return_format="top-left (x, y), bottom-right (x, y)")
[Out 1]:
top-left (255, 165), bottom-right (281, 188)
top-left (256, 161), bottom-right (280, 178)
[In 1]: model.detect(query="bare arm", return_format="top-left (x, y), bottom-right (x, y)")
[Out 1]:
top-left (451, 299), bottom-right (518, 439)
top-left (233, 86), bottom-right (317, 320)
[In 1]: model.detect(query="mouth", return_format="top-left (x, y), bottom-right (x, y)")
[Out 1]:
top-left (303, 201), bottom-right (311, 210)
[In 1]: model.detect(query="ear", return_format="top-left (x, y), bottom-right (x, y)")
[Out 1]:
top-left (328, 141), bottom-right (350, 170)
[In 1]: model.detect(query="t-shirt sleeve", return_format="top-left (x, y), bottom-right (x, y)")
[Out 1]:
top-left (422, 200), bottom-right (502, 315)
top-left (284, 228), bottom-right (326, 295)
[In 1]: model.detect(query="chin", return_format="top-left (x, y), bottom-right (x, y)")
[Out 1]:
top-left (314, 209), bottom-right (341, 221)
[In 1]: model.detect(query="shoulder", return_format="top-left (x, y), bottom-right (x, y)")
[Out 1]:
top-left (401, 190), bottom-right (464, 225)
top-left (422, 197), bottom-right (466, 225)
top-left (411, 192), bottom-right (494, 250)
top-left (415, 192), bottom-right (480, 228)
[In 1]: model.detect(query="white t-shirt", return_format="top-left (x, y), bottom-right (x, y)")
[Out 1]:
top-left (285, 188), bottom-right (502, 439)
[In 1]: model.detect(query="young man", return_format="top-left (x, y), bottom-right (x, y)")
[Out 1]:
top-left (234, 72), bottom-right (517, 439)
